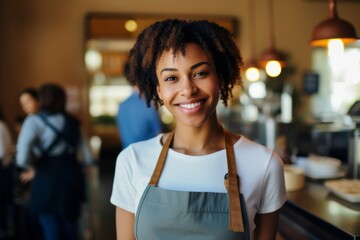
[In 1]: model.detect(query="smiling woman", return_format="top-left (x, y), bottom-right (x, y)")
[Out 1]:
top-left (110, 19), bottom-right (287, 240)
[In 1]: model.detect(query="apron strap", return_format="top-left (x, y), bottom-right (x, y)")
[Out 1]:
top-left (224, 130), bottom-right (244, 232)
top-left (149, 129), bottom-right (244, 232)
top-left (149, 131), bottom-right (174, 186)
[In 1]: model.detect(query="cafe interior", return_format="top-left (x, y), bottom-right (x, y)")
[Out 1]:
top-left (0, 0), bottom-right (360, 239)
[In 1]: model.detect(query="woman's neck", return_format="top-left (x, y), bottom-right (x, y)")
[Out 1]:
top-left (171, 121), bottom-right (225, 155)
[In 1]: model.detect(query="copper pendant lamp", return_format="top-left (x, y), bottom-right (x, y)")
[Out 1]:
top-left (310, 0), bottom-right (358, 47)
top-left (259, 0), bottom-right (285, 77)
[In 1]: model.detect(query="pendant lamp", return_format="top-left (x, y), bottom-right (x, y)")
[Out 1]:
top-left (245, 0), bottom-right (260, 82)
top-left (310, 0), bottom-right (358, 47)
top-left (259, 0), bottom-right (285, 78)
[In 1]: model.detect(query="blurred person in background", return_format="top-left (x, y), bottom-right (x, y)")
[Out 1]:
top-left (0, 110), bottom-right (14, 239)
top-left (19, 87), bottom-right (39, 116)
top-left (116, 82), bottom-right (162, 150)
top-left (14, 88), bottom-right (43, 239)
top-left (16, 83), bottom-right (94, 240)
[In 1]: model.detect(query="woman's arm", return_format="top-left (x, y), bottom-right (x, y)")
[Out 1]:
top-left (16, 116), bottom-right (39, 168)
top-left (116, 207), bottom-right (135, 240)
top-left (253, 210), bottom-right (279, 240)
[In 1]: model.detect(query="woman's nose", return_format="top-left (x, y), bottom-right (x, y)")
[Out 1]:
top-left (179, 78), bottom-right (198, 97)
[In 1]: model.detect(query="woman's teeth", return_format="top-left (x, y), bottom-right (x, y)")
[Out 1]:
top-left (180, 101), bottom-right (202, 109)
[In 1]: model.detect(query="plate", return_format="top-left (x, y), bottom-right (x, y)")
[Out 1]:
top-left (324, 179), bottom-right (360, 203)
top-left (305, 170), bottom-right (346, 180)
top-left (295, 155), bottom-right (344, 180)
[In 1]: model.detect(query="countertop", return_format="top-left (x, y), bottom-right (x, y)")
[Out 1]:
top-left (280, 179), bottom-right (360, 240)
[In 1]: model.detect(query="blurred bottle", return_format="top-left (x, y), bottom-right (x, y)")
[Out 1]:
top-left (348, 128), bottom-right (360, 179)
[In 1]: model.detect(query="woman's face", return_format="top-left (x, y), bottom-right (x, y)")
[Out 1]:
top-left (156, 43), bottom-right (220, 128)
top-left (19, 93), bottom-right (38, 115)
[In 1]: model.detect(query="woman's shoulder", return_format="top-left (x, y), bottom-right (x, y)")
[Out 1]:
top-left (236, 135), bottom-right (271, 152)
top-left (235, 135), bottom-right (277, 163)
top-left (23, 114), bottom-right (42, 126)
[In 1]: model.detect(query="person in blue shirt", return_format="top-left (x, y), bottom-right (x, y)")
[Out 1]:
top-left (116, 85), bottom-right (162, 149)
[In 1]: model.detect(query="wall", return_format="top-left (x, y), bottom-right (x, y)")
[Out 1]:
top-left (0, 0), bottom-right (359, 144)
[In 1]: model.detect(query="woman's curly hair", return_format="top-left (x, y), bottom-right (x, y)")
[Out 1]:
top-left (126, 19), bottom-right (243, 108)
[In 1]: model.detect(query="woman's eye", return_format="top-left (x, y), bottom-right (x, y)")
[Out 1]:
top-left (165, 76), bottom-right (177, 81)
top-left (193, 71), bottom-right (208, 78)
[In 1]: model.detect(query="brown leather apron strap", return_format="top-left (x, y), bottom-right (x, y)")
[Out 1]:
top-left (224, 130), bottom-right (244, 232)
top-left (149, 131), bottom-right (174, 186)
top-left (149, 129), bottom-right (244, 232)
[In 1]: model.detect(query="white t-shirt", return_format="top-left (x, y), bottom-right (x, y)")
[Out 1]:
top-left (111, 133), bottom-right (287, 235)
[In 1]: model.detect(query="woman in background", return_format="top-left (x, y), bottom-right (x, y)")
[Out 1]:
top-left (16, 87), bottom-right (40, 193)
top-left (16, 83), bottom-right (94, 240)
top-left (15, 88), bottom-right (42, 239)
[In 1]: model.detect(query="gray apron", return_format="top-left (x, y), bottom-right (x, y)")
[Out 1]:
top-left (135, 130), bottom-right (250, 240)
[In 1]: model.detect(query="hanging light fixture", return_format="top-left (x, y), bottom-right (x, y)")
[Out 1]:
top-left (259, 0), bottom-right (285, 78)
top-left (310, 0), bottom-right (358, 47)
top-left (245, 0), bottom-right (260, 82)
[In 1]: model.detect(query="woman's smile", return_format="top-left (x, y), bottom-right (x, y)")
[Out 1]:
top-left (176, 99), bottom-right (206, 114)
